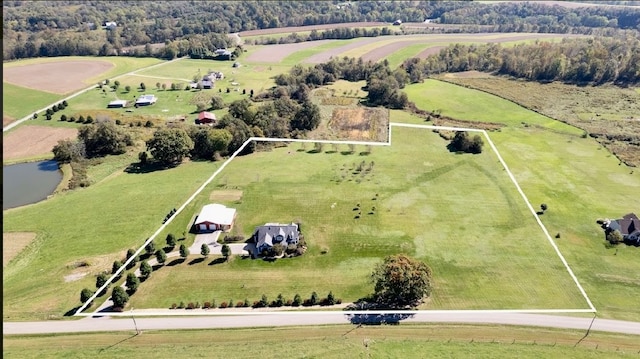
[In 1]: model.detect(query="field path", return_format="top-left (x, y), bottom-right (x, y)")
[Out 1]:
top-left (3, 56), bottom-right (187, 133)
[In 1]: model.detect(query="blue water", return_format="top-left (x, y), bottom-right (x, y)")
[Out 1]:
top-left (3, 160), bottom-right (62, 210)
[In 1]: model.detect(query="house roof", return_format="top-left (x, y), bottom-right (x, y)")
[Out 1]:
top-left (108, 100), bottom-right (127, 106)
top-left (195, 204), bottom-right (236, 225)
top-left (254, 223), bottom-right (299, 248)
top-left (135, 94), bottom-right (157, 104)
top-left (198, 112), bottom-right (216, 121)
top-left (618, 213), bottom-right (640, 235)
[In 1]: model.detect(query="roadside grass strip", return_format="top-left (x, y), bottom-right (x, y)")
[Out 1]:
top-left (76, 123), bottom-right (596, 317)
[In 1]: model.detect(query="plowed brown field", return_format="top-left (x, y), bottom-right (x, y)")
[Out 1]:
top-left (3, 60), bottom-right (113, 94)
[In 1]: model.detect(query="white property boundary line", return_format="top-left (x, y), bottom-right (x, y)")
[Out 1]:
top-left (75, 122), bottom-right (596, 316)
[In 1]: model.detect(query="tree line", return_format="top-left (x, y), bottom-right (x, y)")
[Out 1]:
top-left (401, 33), bottom-right (640, 85)
top-left (4, 0), bottom-right (639, 61)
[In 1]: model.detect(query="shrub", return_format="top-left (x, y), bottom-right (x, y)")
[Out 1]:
top-left (236, 301), bottom-right (245, 308)
top-left (211, 299), bottom-right (217, 308)
top-left (60, 114), bottom-right (67, 121)
top-left (310, 291), bottom-right (319, 306)
top-left (228, 300), bottom-right (234, 308)
top-left (292, 294), bottom-right (302, 307)
top-left (69, 116), bottom-right (76, 122)
top-left (203, 301), bottom-right (211, 309)
top-left (178, 301), bottom-right (185, 309)
top-left (115, 119), bottom-right (122, 125)
top-left (195, 301), bottom-right (201, 308)
top-left (244, 299), bottom-right (251, 307)
top-left (252, 301), bottom-right (261, 308)
top-left (219, 301), bottom-right (228, 309)
top-left (285, 299), bottom-right (293, 306)
top-left (170, 303), bottom-right (177, 309)
top-left (187, 302), bottom-right (195, 309)
top-left (145, 120), bottom-right (153, 127)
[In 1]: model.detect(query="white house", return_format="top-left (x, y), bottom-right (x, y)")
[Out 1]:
top-left (194, 204), bottom-right (237, 232)
top-left (252, 222), bottom-right (300, 254)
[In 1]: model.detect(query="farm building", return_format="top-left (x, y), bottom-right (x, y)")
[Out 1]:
top-left (107, 99), bottom-right (127, 108)
top-left (196, 111), bottom-right (217, 125)
top-left (194, 204), bottom-right (237, 232)
top-left (104, 21), bottom-right (117, 30)
top-left (393, 19), bottom-right (402, 26)
top-left (252, 223), bottom-right (300, 254)
top-left (135, 94), bottom-right (157, 106)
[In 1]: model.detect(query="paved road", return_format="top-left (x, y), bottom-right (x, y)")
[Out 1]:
top-left (4, 312), bottom-right (640, 336)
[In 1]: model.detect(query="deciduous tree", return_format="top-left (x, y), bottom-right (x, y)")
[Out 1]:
top-left (371, 254), bottom-right (432, 309)
top-left (111, 286), bottom-right (129, 309)
top-left (146, 128), bottom-right (194, 166)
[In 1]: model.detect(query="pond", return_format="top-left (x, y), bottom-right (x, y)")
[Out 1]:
top-left (3, 160), bottom-right (62, 210)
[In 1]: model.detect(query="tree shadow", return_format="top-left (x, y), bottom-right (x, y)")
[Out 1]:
top-left (124, 161), bottom-right (171, 174)
top-left (358, 152), bottom-right (370, 156)
top-left (325, 150), bottom-right (338, 154)
top-left (340, 151), bottom-right (355, 156)
top-left (167, 258), bottom-right (185, 266)
top-left (163, 246), bottom-right (175, 253)
top-left (64, 305), bottom-right (84, 317)
top-left (189, 258), bottom-right (205, 265)
top-left (208, 257), bottom-right (226, 266)
top-left (306, 149), bottom-right (322, 154)
top-left (152, 264), bottom-right (164, 271)
top-left (344, 313), bottom-right (415, 325)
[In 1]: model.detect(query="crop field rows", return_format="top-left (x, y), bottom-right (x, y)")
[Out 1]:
top-left (77, 123), bottom-right (594, 316)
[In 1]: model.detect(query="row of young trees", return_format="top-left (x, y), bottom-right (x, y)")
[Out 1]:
top-left (401, 33), bottom-right (640, 85)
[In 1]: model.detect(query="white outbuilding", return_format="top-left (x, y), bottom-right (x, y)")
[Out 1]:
top-left (194, 204), bottom-right (237, 232)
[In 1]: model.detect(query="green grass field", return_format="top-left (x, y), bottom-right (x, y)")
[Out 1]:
top-left (2, 82), bottom-right (62, 121)
top-left (114, 124), bottom-right (587, 311)
top-left (3, 324), bottom-right (639, 358)
top-left (403, 81), bottom-right (640, 321)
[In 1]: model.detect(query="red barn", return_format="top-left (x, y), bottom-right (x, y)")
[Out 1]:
top-left (196, 111), bottom-right (217, 125)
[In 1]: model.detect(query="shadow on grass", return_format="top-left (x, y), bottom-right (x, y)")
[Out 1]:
top-left (325, 150), bottom-right (338, 154)
top-left (344, 313), bottom-right (415, 325)
top-left (208, 258), bottom-right (227, 266)
top-left (152, 264), bottom-right (164, 271)
top-left (306, 149), bottom-right (322, 154)
top-left (124, 161), bottom-right (174, 174)
top-left (167, 258), bottom-right (185, 266)
top-left (189, 258), bottom-right (206, 265)
top-left (99, 332), bottom-right (140, 353)
top-left (64, 305), bottom-right (83, 317)
top-left (358, 152), bottom-right (370, 156)
top-left (341, 151), bottom-right (356, 156)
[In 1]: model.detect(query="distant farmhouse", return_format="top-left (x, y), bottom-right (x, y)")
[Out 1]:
top-left (196, 111), bottom-right (217, 125)
top-left (194, 204), bottom-right (237, 232)
top-left (604, 213), bottom-right (640, 245)
top-left (252, 223), bottom-right (300, 254)
top-left (107, 99), bottom-right (128, 108)
top-left (135, 94), bottom-right (157, 106)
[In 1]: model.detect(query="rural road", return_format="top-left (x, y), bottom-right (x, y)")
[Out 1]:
top-left (4, 312), bottom-right (640, 336)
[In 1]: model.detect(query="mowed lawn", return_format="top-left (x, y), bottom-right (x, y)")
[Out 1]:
top-left (402, 80), bottom-right (640, 320)
top-left (2, 82), bottom-right (61, 121)
top-left (130, 126), bottom-right (587, 310)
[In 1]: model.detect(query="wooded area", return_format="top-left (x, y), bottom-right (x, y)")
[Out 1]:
top-left (3, 0), bottom-right (639, 61)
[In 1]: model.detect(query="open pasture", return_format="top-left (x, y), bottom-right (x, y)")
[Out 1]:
top-left (403, 79), bottom-right (640, 320)
top-left (128, 125), bottom-right (588, 311)
top-left (5, 324), bottom-right (640, 358)
top-left (2, 158), bottom-right (220, 321)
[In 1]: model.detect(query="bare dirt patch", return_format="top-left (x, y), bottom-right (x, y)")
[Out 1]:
top-left (3, 232), bottom-right (36, 267)
top-left (3, 60), bottom-right (114, 94)
top-left (238, 22), bottom-right (387, 37)
top-left (63, 254), bottom-right (113, 282)
top-left (210, 189), bottom-right (243, 202)
top-left (3, 115), bottom-right (16, 127)
top-left (3, 125), bottom-right (77, 161)
top-left (246, 40), bottom-right (333, 63)
top-left (329, 107), bottom-right (389, 141)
